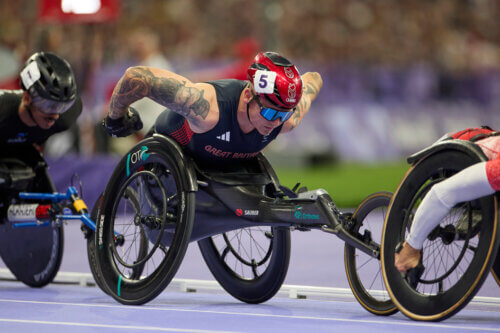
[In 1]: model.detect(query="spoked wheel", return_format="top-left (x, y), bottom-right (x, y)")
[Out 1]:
top-left (198, 226), bottom-right (290, 303)
top-left (381, 149), bottom-right (500, 321)
top-left (344, 191), bottom-right (397, 315)
top-left (86, 190), bottom-right (148, 293)
top-left (95, 140), bottom-right (195, 305)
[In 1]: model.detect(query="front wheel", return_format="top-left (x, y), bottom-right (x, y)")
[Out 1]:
top-left (344, 191), bottom-right (397, 315)
top-left (198, 226), bottom-right (291, 303)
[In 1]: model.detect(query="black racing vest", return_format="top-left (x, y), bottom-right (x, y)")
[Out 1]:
top-left (0, 89), bottom-right (82, 145)
top-left (154, 79), bottom-right (283, 170)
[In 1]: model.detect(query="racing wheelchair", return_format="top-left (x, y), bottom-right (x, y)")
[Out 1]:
top-left (0, 145), bottom-right (97, 287)
top-left (92, 133), bottom-right (397, 315)
top-left (380, 139), bottom-right (500, 321)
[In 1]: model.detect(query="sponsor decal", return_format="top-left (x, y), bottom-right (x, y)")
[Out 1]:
top-left (98, 214), bottom-right (105, 248)
top-left (284, 66), bottom-right (295, 78)
top-left (7, 204), bottom-right (38, 222)
top-left (235, 209), bottom-right (259, 217)
top-left (126, 146), bottom-right (150, 176)
top-left (216, 131), bottom-right (231, 142)
top-left (8, 132), bottom-right (28, 144)
top-left (286, 83), bottom-right (297, 103)
top-left (294, 206), bottom-right (319, 220)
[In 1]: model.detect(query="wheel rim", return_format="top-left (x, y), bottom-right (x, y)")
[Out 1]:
top-left (348, 194), bottom-right (394, 310)
top-left (210, 227), bottom-right (275, 280)
top-left (107, 157), bottom-right (181, 283)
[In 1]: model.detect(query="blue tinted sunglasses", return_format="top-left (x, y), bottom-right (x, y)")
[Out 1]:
top-left (253, 95), bottom-right (295, 122)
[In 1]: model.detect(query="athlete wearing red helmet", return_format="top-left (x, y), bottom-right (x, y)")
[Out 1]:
top-left (247, 51), bottom-right (303, 110)
top-left (104, 50), bottom-right (322, 168)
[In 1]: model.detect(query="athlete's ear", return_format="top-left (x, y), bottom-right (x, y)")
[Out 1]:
top-left (22, 91), bottom-right (32, 103)
top-left (21, 91), bottom-right (32, 106)
top-left (243, 87), bottom-right (253, 104)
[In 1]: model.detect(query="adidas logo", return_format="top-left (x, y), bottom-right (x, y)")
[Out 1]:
top-left (216, 131), bottom-right (231, 142)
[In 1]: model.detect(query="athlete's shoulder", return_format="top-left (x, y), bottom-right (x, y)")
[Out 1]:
top-left (0, 89), bottom-right (22, 100)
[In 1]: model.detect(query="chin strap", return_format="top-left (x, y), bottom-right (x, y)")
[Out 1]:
top-left (246, 96), bottom-right (257, 128)
top-left (25, 105), bottom-right (40, 127)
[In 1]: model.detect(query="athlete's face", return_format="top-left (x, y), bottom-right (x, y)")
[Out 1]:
top-left (250, 96), bottom-right (290, 136)
top-left (29, 104), bottom-right (60, 129)
top-left (22, 92), bottom-right (60, 129)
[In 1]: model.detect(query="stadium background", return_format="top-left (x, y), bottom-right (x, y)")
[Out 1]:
top-left (0, 0), bottom-right (499, 207)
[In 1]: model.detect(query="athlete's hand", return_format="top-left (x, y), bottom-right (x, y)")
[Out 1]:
top-left (102, 107), bottom-right (143, 137)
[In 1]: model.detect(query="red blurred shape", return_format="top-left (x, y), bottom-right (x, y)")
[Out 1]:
top-left (38, 0), bottom-right (120, 23)
top-left (36, 204), bottom-right (51, 219)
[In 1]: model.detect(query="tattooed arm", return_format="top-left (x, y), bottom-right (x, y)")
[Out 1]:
top-left (108, 66), bottom-right (218, 133)
top-left (281, 72), bottom-right (323, 133)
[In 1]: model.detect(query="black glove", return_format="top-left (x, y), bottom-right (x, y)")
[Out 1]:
top-left (102, 107), bottom-right (143, 137)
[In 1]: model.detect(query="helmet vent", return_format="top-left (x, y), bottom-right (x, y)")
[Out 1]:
top-left (265, 52), bottom-right (292, 66)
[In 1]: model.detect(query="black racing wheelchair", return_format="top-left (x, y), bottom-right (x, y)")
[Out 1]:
top-left (0, 145), bottom-right (96, 287)
top-left (92, 133), bottom-right (396, 314)
top-left (380, 139), bottom-right (500, 321)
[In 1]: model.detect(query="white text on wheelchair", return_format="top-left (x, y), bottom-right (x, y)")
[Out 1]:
top-left (235, 209), bottom-right (259, 217)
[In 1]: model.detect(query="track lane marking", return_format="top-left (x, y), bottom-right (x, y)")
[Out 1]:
top-left (0, 318), bottom-right (236, 332)
top-left (0, 298), bottom-right (498, 331)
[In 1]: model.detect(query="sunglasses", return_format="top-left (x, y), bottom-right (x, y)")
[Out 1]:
top-left (253, 95), bottom-right (295, 122)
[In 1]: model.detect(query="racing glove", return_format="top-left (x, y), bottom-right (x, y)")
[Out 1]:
top-left (102, 107), bottom-right (143, 137)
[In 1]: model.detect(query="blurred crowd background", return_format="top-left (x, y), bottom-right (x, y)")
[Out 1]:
top-left (1, 0), bottom-right (500, 163)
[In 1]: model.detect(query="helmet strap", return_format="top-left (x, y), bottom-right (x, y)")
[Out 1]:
top-left (246, 96), bottom-right (258, 128)
top-left (246, 103), bottom-right (254, 127)
top-left (25, 105), bottom-right (40, 127)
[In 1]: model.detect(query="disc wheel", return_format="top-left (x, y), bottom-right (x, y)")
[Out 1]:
top-left (381, 149), bottom-right (500, 321)
top-left (198, 226), bottom-right (290, 303)
top-left (0, 168), bottom-right (63, 288)
top-left (344, 191), bottom-right (397, 315)
top-left (95, 140), bottom-right (195, 305)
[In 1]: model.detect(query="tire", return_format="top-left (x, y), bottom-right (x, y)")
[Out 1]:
top-left (381, 149), bottom-right (500, 321)
top-left (344, 191), bottom-right (397, 316)
top-left (198, 226), bottom-right (291, 304)
top-left (95, 139), bottom-right (195, 305)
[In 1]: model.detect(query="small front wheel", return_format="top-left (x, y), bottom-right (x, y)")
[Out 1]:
top-left (344, 191), bottom-right (397, 315)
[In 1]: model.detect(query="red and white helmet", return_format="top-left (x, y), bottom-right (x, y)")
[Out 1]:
top-left (247, 51), bottom-right (302, 109)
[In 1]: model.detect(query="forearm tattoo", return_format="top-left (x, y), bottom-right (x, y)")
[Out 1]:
top-left (303, 73), bottom-right (321, 97)
top-left (109, 67), bottom-right (210, 122)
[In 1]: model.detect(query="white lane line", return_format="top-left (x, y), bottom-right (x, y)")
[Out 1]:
top-left (0, 318), bottom-right (237, 333)
top-left (0, 299), bottom-right (498, 331)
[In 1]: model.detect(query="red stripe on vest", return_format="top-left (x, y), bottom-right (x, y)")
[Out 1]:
top-left (170, 120), bottom-right (194, 146)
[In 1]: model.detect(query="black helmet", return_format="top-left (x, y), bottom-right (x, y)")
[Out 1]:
top-left (20, 52), bottom-right (77, 114)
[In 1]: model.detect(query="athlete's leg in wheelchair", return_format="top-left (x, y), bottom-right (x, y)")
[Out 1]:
top-left (396, 161), bottom-right (495, 274)
top-left (0, 145), bottom-right (64, 287)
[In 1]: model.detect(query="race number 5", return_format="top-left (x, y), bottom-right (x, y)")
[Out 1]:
top-left (254, 70), bottom-right (276, 94)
